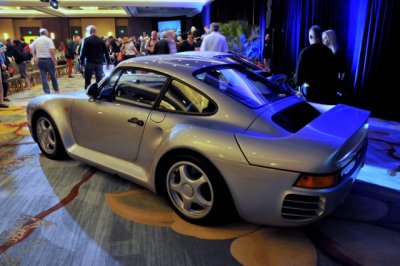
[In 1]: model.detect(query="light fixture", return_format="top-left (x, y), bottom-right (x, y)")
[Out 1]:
top-left (50, 32), bottom-right (55, 39)
top-left (4, 33), bottom-right (9, 40)
top-left (50, 0), bottom-right (59, 9)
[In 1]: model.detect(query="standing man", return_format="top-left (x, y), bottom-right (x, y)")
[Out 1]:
top-left (200, 22), bottom-right (229, 52)
top-left (295, 25), bottom-right (336, 104)
top-left (154, 31), bottom-right (170, 55)
top-left (178, 32), bottom-right (195, 52)
top-left (31, 28), bottom-right (59, 94)
top-left (145, 31), bottom-right (159, 55)
top-left (80, 25), bottom-right (110, 90)
top-left (262, 33), bottom-right (273, 72)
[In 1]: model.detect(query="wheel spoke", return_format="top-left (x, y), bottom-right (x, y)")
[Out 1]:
top-left (189, 174), bottom-right (208, 191)
top-left (182, 196), bottom-right (193, 211)
top-left (38, 120), bottom-right (46, 133)
top-left (192, 188), bottom-right (212, 209)
top-left (178, 165), bottom-right (191, 183)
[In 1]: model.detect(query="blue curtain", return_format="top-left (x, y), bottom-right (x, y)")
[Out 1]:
top-left (352, 0), bottom-right (398, 94)
top-left (274, 0), bottom-right (344, 73)
top-left (259, 0), bottom-right (266, 62)
top-left (201, 4), bottom-right (210, 29)
top-left (271, 0), bottom-right (399, 120)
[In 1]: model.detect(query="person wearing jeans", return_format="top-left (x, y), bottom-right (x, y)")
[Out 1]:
top-left (31, 28), bottom-right (59, 94)
top-left (80, 25), bottom-right (110, 89)
top-left (37, 58), bottom-right (59, 94)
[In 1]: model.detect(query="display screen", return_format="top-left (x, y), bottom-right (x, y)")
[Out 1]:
top-left (157, 20), bottom-right (182, 36)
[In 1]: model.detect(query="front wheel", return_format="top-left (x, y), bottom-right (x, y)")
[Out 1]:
top-left (34, 113), bottom-right (68, 160)
top-left (162, 154), bottom-right (236, 225)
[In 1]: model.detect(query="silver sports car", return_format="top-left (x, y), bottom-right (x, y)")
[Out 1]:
top-left (27, 53), bottom-right (370, 226)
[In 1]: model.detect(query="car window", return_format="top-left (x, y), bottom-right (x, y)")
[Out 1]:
top-left (158, 79), bottom-right (216, 114)
top-left (194, 66), bottom-right (292, 108)
top-left (114, 68), bottom-right (168, 108)
top-left (97, 69), bottom-right (123, 100)
top-left (217, 55), bottom-right (260, 71)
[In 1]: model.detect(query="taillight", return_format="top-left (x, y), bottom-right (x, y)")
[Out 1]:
top-left (294, 173), bottom-right (337, 189)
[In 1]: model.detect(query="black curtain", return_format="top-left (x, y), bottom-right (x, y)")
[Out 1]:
top-left (354, 0), bottom-right (400, 121)
top-left (209, 0), bottom-right (264, 25)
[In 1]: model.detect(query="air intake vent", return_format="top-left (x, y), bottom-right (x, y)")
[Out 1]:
top-left (281, 194), bottom-right (324, 220)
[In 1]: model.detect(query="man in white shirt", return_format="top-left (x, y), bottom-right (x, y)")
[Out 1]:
top-left (31, 28), bottom-right (59, 94)
top-left (200, 22), bottom-right (229, 52)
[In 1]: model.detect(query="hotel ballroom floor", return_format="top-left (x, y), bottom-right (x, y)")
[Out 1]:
top-left (0, 74), bottom-right (399, 266)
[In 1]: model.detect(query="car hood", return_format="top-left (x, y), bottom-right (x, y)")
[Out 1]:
top-left (235, 104), bottom-right (370, 173)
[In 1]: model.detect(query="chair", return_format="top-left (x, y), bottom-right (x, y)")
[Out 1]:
top-left (7, 59), bottom-right (23, 95)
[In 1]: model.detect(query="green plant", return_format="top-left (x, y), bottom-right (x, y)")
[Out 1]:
top-left (219, 20), bottom-right (261, 60)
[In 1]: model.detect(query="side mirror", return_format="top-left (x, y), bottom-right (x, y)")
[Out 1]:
top-left (87, 83), bottom-right (98, 101)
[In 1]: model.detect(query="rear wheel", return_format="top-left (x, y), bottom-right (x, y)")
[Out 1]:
top-left (162, 154), bottom-right (236, 225)
top-left (34, 113), bottom-right (68, 160)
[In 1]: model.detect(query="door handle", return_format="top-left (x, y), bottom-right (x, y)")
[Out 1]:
top-left (128, 117), bottom-right (144, 126)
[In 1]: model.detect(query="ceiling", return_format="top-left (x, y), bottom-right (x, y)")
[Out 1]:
top-left (0, 0), bottom-right (213, 18)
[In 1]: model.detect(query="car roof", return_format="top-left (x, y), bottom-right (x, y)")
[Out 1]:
top-left (176, 51), bottom-right (266, 73)
top-left (176, 51), bottom-right (234, 58)
top-left (117, 53), bottom-right (232, 78)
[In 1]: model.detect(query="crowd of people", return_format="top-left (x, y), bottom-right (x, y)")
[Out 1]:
top-left (0, 36), bottom-right (34, 107)
top-left (0, 21), bottom-right (345, 108)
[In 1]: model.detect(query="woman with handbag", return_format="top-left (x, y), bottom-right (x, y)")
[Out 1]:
top-left (120, 37), bottom-right (138, 61)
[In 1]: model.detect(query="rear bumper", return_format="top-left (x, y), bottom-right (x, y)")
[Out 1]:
top-left (213, 140), bottom-right (367, 226)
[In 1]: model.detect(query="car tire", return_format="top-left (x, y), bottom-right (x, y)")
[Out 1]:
top-left (162, 154), bottom-right (236, 225)
top-left (34, 113), bottom-right (68, 160)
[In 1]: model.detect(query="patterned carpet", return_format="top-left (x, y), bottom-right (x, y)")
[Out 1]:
top-left (0, 74), bottom-right (399, 265)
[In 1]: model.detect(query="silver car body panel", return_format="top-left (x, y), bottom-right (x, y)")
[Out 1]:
top-left (236, 104), bottom-right (370, 173)
top-left (212, 155), bottom-right (361, 226)
top-left (26, 53), bottom-right (370, 226)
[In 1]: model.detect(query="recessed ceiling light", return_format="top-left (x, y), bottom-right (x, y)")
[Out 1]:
top-left (50, 0), bottom-right (59, 9)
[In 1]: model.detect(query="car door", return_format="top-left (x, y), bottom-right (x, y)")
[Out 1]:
top-left (70, 67), bottom-right (168, 162)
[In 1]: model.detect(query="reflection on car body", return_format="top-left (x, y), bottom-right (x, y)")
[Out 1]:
top-left (27, 52), bottom-right (370, 226)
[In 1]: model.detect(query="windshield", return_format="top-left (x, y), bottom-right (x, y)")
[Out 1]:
top-left (194, 66), bottom-right (293, 108)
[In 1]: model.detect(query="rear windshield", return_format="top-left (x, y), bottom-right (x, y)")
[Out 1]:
top-left (194, 65), bottom-right (293, 108)
top-left (215, 55), bottom-right (260, 71)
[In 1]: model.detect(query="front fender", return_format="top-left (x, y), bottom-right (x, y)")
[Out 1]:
top-left (27, 95), bottom-right (77, 151)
